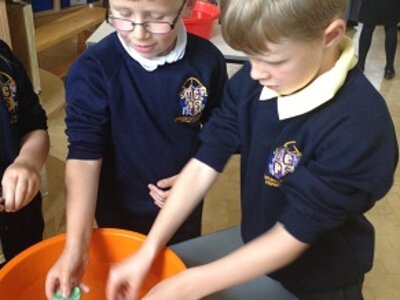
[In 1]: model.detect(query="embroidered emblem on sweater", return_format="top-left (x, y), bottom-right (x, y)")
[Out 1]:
top-left (175, 76), bottom-right (208, 123)
top-left (0, 71), bottom-right (18, 123)
top-left (265, 141), bottom-right (302, 187)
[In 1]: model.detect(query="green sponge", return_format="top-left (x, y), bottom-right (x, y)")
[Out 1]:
top-left (52, 287), bottom-right (81, 300)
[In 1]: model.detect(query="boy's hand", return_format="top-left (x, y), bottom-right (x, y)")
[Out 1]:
top-left (1, 160), bottom-right (41, 212)
top-left (45, 248), bottom-right (89, 300)
top-left (148, 175), bottom-right (178, 208)
top-left (106, 247), bottom-right (154, 300)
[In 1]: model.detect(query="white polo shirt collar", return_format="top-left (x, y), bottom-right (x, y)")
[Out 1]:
top-left (118, 21), bottom-right (187, 72)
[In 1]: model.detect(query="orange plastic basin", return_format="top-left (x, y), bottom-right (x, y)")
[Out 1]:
top-left (0, 228), bottom-right (186, 299)
top-left (183, 0), bottom-right (220, 39)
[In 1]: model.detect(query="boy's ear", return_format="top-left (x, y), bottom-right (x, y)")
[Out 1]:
top-left (323, 19), bottom-right (346, 48)
top-left (181, 0), bottom-right (196, 18)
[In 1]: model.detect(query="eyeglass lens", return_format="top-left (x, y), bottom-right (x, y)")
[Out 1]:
top-left (108, 18), bottom-right (173, 34)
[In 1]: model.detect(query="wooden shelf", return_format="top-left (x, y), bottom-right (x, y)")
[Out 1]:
top-left (34, 1), bottom-right (103, 27)
top-left (35, 6), bottom-right (105, 52)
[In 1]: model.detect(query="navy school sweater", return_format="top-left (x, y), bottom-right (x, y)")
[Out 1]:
top-left (195, 62), bottom-right (398, 292)
top-left (0, 40), bottom-right (47, 261)
top-left (65, 33), bottom-right (227, 219)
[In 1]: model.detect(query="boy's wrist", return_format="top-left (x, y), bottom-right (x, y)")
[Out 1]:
top-left (64, 228), bottom-right (93, 254)
top-left (64, 239), bottom-right (90, 256)
top-left (140, 239), bottom-right (162, 261)
top-left (13, 156), bottom-right (42, 174)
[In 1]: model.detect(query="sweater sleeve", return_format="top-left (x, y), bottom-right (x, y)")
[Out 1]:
top-left (65, 51), bottom-right (111, 159)
top-left (195, 67), bottom-right (244, 172)
top-left (279, 100), bottom-right (398, 243)
top-left (200, 46), bottom-right (228, 124)
top-left (1, 41), bottom-right (48, 136)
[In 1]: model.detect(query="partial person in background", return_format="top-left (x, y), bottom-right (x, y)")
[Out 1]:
top-left (358, 0), bottom-right (400, 79)
top-left (45, 0), bottom-right (227, 298)
top-left (345, 0), bottom-right (361, 28)
top-left (0, 39), bottom-right (49, 268)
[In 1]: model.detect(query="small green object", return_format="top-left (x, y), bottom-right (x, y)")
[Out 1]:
top-left (52, 287), bottom-right (82, 300)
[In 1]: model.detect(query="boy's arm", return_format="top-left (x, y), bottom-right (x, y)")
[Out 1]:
top-left (144, 223), bottom-right (309, 300)
top-left (45, 159), bottom-right (102, 299)
top-left (64, 159), bottom-right (101, 255)
top-left (106, 158), bottom-right (219, 300)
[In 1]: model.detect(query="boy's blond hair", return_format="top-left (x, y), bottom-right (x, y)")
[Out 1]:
top-left (221, 0), bottom-right (347, 54)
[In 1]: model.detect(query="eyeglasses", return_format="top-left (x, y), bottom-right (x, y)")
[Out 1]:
top-left (107, 0), bottom-right (187, 34)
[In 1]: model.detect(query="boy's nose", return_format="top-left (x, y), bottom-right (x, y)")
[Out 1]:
top-left (130, 24), bottom-right (150, 40)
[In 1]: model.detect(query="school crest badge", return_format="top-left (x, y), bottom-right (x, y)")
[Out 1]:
top-left (175, 76), bottom-right (208, 123)
top-left (0, 71), bottom-right (18, 123)
top-left (264, 141), bottom-right (302, 187)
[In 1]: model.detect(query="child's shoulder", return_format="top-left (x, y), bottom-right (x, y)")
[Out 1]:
top-left (0, 39), bottom-right (13, 60)
top-left (84, 32), bottom-right (121, 60)
top-left (215, 62), bottom-right (263, 106)
top-left (321, 68), bottom-right (392, 127)
top-left (70, 33), bottom-right (122, 74)
top-left (0, 40), bottom-right (19, 75)
top-left (229, 62), bottom-right (261, 94)
top-left (186, 33), bottom-right (225, 60)
top-left (0, 39), bottom-right (10, 50)
top-left (340, 68), bottom-right (386, 108)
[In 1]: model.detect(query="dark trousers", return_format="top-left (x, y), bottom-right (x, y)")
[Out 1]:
top-left (358, 24), bottom-right (398, 71)
top-left (288, 276), bottom-right (364, 300)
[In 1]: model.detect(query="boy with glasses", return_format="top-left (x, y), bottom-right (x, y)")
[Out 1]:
top-left (105, 0), bottom-right (398, 299)
top-left (45, 0), bottom-right (227, 298)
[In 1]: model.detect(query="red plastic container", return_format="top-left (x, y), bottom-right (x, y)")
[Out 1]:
top-left (0, 228), bottom-right (186, 299)
top-left (183, 1), bottom-right (220, 39)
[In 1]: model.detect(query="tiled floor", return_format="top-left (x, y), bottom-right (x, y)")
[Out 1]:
top-left (41, 24), bottom-right (400, 299)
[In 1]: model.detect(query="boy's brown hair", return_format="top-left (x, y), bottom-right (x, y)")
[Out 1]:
top-left (221, 0), bottom-right (347, 54)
